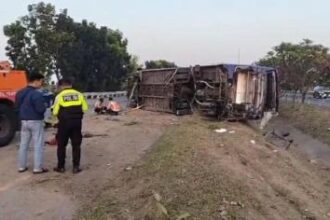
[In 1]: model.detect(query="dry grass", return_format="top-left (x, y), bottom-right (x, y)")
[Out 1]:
top-left (78, 117), bottom-right (257, 220)
top-left (280, 102), bottom-right (330, 146)
top-left (77, 112), bottom-right (330, 220)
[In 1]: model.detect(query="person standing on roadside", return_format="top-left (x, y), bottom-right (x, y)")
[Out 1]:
top-left (52, 79), bottom-right (88, 174)
top-left (16, 73), bottom-right (48, 174)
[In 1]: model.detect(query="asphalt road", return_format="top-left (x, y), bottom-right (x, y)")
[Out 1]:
top-left (282, 94), bottom-right (330, 108)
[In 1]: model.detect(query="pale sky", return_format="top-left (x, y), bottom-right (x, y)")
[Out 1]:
top-left (0, 0), bottom-right (329, 66)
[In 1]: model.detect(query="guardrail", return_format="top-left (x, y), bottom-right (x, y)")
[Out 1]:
top-left (84, 91), bottom-right (127, 100)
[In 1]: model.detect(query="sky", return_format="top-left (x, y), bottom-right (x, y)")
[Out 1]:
top-left (0, 0), bottom-right (329, 66)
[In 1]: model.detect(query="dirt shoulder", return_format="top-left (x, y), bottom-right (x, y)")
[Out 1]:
top-left (80, 116), bottom-right (330, 220)
top-left (0, 110), bottom-right (176, 220)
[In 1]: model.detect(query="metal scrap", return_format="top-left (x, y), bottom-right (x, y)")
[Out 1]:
top-left (264, 129), bottom-right (293, 150)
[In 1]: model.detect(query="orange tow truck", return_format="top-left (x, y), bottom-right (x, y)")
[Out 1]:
top-left (0, 61), bottom-right (27, 147)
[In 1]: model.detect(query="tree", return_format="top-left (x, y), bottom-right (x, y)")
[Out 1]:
top-left (4, 3), bottom-right (59, 79)
top-left (4, 2), bottom-right (133, 91)
top-left (3, 21), bottom-right (28, 70)
top-left (145, 60), bottom-right (177, 69)
top-left (259, 39), bottom-right (330, 103)
top-left (122, 55), bottom-right (143, 96)
top-left (127, 55), bottom-right (142, 74)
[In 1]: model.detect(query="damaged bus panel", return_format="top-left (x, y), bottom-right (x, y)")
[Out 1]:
top-left (137, 67), bottom-right (194, 115)
top-left (133, 64), bottom-right (278, 120)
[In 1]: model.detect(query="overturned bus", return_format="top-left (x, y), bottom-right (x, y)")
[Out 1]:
top-left (132, 64), bottom-right (278, 121)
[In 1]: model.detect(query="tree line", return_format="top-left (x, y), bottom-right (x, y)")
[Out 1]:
top-left (4, 2), bottom-right (134, 92)
top-left (3, 2), bottom-right (179, 92)
top-left (259, 39), bottom-right (330, 103)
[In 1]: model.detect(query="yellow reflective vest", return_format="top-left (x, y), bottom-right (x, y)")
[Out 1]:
top-left (52, 88), bottom-right (88, 120)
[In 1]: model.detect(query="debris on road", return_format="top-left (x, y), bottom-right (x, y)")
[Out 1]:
top-left (281, 132), bottom-right (290, 137)
top-left (82, 132), bottom-right (108, 138)
top-left (123, 121), bottom-right (139, 126)
top-left (230, 201), bottom-right (245, 208)
top-left (35, 178), bottom-right (61, 184)
top-left (125, 166), bottom-right (133, 171)
top-left (250, 140), bottom-right (256, 145)
top-left (215, 128), bottom-right (228, 134)
top-left (156, 202), bottom-right (169, 217)
top-left (310, 160), bottom-right (318, 165)
top-left (219, 210), bottom-right (228, 218)
top-left (222, 198), bottom-right (229, 204)
top-left (176, 212), bottom-right (191, 220)
top-left (152, 191), bottom-right (162, 202)
top-left (264, 129), bottom-right (293, 150)
top-left (106, 117), bottom-right (120, 122)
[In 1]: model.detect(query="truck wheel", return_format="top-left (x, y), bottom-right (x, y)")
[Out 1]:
top-left (0, 104), bottom-right (17, 147)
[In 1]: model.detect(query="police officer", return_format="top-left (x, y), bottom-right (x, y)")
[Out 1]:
top-left (52, 79), bottom-right (88, 173)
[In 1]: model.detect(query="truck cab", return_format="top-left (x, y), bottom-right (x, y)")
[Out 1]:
top-left (0, 70), bottom-right (27, 147)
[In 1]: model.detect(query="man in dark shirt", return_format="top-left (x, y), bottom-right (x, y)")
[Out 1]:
top-left (16, 73), bottom-right (48, 174)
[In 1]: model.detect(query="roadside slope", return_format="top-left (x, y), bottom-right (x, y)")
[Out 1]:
top-left (280, 102), bottom-right (330, 146)
top-left (80, 116), bottom-right (330, 220)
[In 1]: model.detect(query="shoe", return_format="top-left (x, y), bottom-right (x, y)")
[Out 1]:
top-left (33, 168), bottom-right (49, 174)
top-left (73, 167), bottom-right (82, 174)
top-left (53, 167), bottom-right (65, 173)
top-left (18, 167), bottom-right (28, 173)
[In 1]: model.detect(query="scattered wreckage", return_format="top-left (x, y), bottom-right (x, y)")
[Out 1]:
top-left (129, 64), bottom-right (279, 123)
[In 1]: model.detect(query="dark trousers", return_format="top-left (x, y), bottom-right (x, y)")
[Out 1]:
top-left (57, 119), bottom-right (82, 169)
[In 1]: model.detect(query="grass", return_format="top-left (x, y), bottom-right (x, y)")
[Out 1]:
top-left (280, 102), bottom-right (330, 146)
top-left (76, 109), bottom-right (330, 220)
top-left (78, 117), bottom-right (255, 220)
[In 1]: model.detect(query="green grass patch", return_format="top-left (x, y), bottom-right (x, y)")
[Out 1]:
top-left (280, 102), bottom-right (330, 146)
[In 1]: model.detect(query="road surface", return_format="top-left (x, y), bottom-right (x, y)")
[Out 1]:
top-left (0, 110), bottom-right (175, 220)
top-left (282, 93), bottom-right (330, 108)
